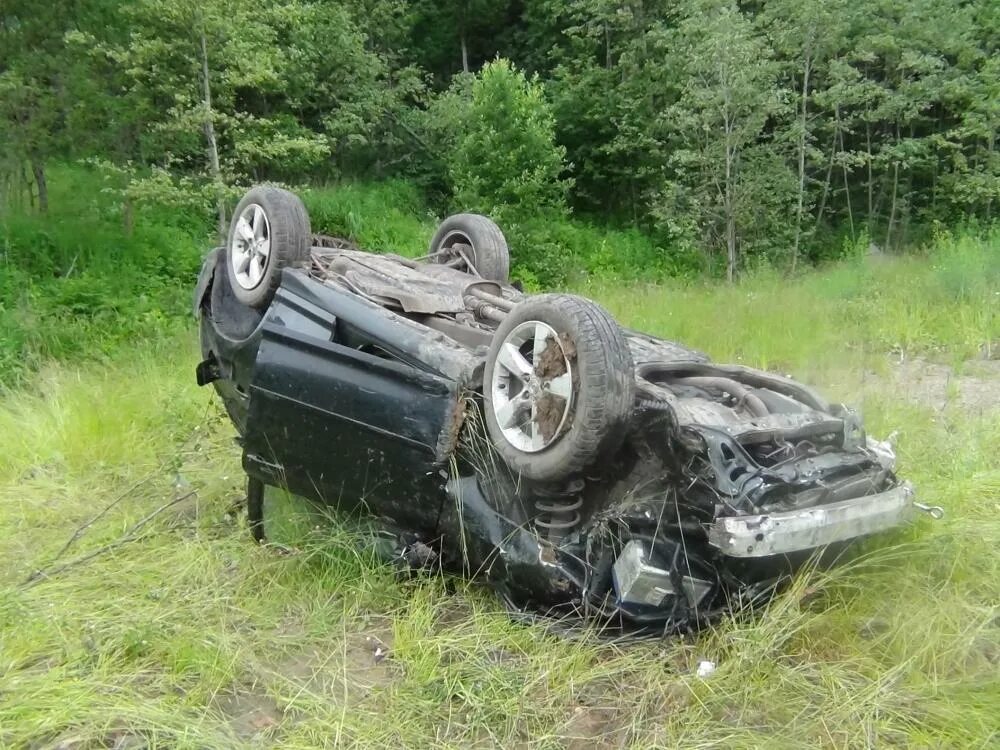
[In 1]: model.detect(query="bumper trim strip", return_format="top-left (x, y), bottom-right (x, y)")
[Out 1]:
top-left (708, 483), bottom-right (917, 558)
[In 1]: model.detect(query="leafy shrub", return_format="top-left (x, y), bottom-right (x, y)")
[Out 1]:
top-left (505, 213), bottom-right (704, 288)
top-left (435, 59), bottom-right (571, 221)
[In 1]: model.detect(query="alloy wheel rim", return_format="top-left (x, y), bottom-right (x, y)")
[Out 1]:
top-left (490, 321), bottom-right (574, 452)
top-left (231, 203), bottom-right (271, 290)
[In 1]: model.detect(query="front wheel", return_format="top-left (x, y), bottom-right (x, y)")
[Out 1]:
top-left (226, 186), bottom-right (312, 309)
top-left (483, 294), bottom-right (635, 483)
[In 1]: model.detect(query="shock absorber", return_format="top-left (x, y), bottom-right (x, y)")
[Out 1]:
top-left (534, 479), bottom-right (584, 546)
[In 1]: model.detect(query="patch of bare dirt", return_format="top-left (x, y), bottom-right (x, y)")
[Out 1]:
top-left (272, 627), bottom-right (397, 700)
top-left (214, 620), bottom-right (397, 743)
top-left (884, 357), bottom-right (1000, 415)
top-left (215, 692), bottom-right (284, 742)
top-left (560, 705), bottom-right (625, 750)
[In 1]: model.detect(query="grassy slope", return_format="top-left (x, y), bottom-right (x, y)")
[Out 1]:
top-left (1, 180), bottom-right (998, 747)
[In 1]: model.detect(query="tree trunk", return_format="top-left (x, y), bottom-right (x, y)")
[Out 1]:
top-left (886, 161), bottom-right (899, 251)
top-left (30, 158), bottom-right (48, 213)
top-left (885, 124), bottom-right (901, 251)
top-left (460, 14), bottom-right (469, 74)
top-left (725, 140), bottom-right (736, 283)
top-left (200, 30), bottom-right (226, 241)
top-left (986, 129), bottom-right (995, 223)
top-left (839, 117), bottom-right (855, 243)
top-left (22, 163), bottom-right (34, 210)
top-left (605, 22), bottom-right (611, 69)
top-left (726, 205), bottom-right (736, 283)
top-left (865, 119), bottom-right (873, 235)
top-left (790, 55), bottom-right (812, 274)
top-left (813, 115), bottom-right (839, 233)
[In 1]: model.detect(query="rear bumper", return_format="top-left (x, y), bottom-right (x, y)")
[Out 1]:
top-left (707, 482), bottom-right (916, 558)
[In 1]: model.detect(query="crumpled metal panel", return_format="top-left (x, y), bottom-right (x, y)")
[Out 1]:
top-left (613, 540), bottom-right (676, 606)
top-left (314, 249), bottom-right (467, 314)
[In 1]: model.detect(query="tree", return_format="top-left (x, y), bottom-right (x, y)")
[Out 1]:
top-left (0, 0), bottom-right (88, 212)
top-left (410, 1), bottom-right (512, 81)
top-left (660, 0), bottom-right (786, 280)
top-left (441, 59), bottom-right (571, 218)
top-left (761, 0), bottom-right (851, 271)
top-left (524, 1), bottom-right (677, 218)
top-left (70, 0), bottom-right (402, 234)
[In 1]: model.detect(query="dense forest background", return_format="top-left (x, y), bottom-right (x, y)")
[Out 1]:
top-left (2, 0), bottom-right (998, 282)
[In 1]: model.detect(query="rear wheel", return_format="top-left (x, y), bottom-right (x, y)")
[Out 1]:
top-left (226, 186), bottom-right (311, 309)
top-left (428, 213), bottom-right (510, 282)
top-left (483, 294), bottom-right (635, 482)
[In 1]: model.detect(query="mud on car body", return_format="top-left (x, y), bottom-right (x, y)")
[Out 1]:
top-left (195, 186), bottom-right (940, 634)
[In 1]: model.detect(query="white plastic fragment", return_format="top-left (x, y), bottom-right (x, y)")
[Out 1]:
top-left (696, 660), bottom-right (716, 678)
top-left (866, 432), bottom-right (898, 471)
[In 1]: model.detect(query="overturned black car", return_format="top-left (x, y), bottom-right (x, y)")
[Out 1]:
top-left (195, 186), bottom-right (937, 634)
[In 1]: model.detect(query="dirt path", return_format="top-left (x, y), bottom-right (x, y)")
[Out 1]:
top-left (883, 357), bottom-right (1000, 415)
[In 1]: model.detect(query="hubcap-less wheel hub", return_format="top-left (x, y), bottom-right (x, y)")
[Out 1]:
top-left (231, 203), bottom-right (271, 290)
top-left (491, 321), bottom-right (574, 452)
top-left (439, 230), bottom-right (476, 272)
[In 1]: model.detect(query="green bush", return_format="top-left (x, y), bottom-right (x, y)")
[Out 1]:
top-left (300, 180), bottom-right (433, 256)
top-left (439, 59), bottom-right (571, 221)
top-left (503, 213), bottom-right (703, 288)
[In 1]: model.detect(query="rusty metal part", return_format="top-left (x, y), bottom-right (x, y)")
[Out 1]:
top-left (534, 480), bottom-right (585, 545)
top-left (465, 283), bottom-right (515, 311)
top-left (463, 294), bottom-right (507, 323)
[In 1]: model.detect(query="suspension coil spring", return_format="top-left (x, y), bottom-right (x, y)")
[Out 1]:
top-left (534, 479), bottom-right (584, 545)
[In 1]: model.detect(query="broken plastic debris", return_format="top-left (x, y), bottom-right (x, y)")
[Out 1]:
top-left (696, 660), bottom-right (716, 678)
top-left (866, 434), bottom-right (898, 471)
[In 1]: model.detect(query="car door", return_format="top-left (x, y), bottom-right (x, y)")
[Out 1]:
top-left (241, 272), bottom-right (466, 533)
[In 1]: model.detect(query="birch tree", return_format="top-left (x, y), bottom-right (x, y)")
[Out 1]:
top-left (662, 0), bottom-right (785, 280)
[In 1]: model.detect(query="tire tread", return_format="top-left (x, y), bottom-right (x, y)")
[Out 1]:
top-left (483, 293), bottom-right (635, 482)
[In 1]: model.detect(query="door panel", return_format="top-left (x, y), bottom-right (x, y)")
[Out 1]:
top-left (243, 316), bottom-right (458, 532)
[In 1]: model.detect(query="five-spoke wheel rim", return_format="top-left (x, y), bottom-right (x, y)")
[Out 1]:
top-left (490, 321), bottom-right (574, 453)
top-left (231, 203), bottom-right (271, 290)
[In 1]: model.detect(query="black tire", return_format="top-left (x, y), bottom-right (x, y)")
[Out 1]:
top-left (483, 294), bottom-right (635, 483)
top-left (226, 186), bottom-right (311, 309)
top-left (428, 213), bottom-right (510, 282)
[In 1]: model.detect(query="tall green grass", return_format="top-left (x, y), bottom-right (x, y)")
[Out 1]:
top-left (301, 180), bottom-right (434, 256)
top-left (1, 302), bottom-right (996, 747)
top-left (584, 228), bottom-right (999, 384)
top-left (0, 165), bottom-right (206, 384)
top-left (1, 227), bottom-right (998, 746)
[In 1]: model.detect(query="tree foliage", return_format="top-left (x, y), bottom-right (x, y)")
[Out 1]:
top-left (438, 59), bottom-right (569, 219)
top-left (2, 0), bottom-right (998, 277)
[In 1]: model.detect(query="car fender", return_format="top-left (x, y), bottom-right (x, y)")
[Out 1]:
top-left (193, 247), bottom-right (222, 318)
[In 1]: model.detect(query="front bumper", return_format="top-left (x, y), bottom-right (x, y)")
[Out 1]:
top-left (707, 482), bottom-right (917, 558)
